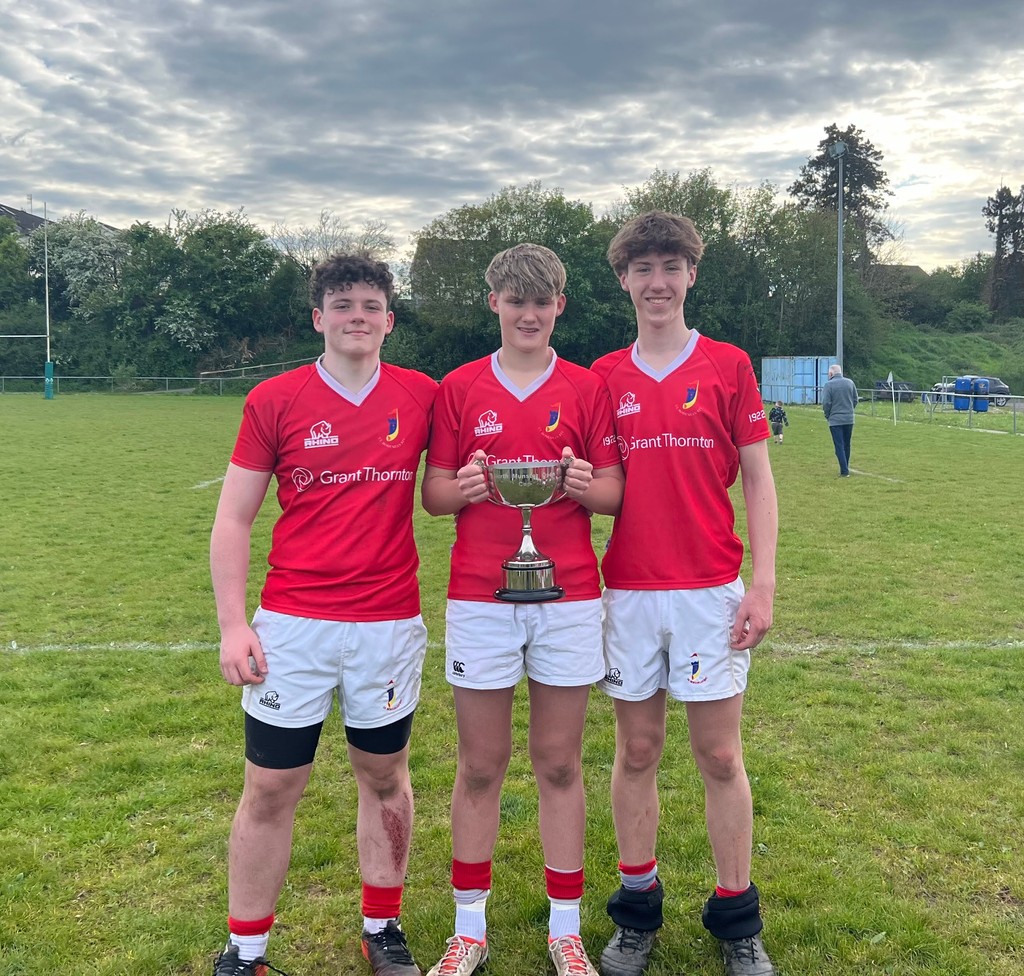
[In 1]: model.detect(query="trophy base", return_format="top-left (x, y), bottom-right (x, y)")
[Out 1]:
top-left (495, 558), bottom-right (563, 603)
top-left (494, 585), bottom-right (565, 603)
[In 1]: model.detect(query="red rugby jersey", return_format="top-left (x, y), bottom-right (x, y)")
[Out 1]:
top-left (591, 333), bottom-right (769, 589)
top-left (427, 352), bottom-right (620, 602)
top-left (231, 361), bottom-right (437, 621)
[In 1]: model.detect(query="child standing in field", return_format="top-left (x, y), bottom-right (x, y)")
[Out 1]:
top-left (209, 254), bottom-right (437, 976)
top-left (768, 401), bottom-right (788, 444)
top-left (591, 212), bottom-right (779, 976)
top-left (421, 243), bottom-right (624, 976)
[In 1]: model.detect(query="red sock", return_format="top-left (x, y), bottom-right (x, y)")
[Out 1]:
top-left (452, 859), bottom-right (492, 891)
top-left (362, 883), bottom-right (403, 920)
top-left (228, 914), bottom-right (275, 937)
top-left (715, 884), bottom-right (750, 898)
top-left (545, 865), bottom-right (584, 901)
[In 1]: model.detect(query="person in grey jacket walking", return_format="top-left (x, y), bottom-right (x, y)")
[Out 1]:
top-left (822, 364), bottom-right (858, 477)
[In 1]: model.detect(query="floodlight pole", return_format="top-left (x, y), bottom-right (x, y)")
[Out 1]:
top-left (829, 140), bottom-right (847, 369)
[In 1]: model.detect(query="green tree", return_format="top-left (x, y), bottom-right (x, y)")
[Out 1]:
top-left (607, 169), bottom-right (760, 350)
top-left (166, 209), bottom-right (280, 349)
top-left (27, 213), bottom-right (125, 318)
top-left (0, 217), bottom-right (33, 309)
top-left (788, 123), bottom-right (893, 263)
top-left (0, 217), bottom-right (42, 378)
top-left (24, 214), bottom-right (127, 373)
top-left (0, 306), bottom-right (47, 375)
top-left (20, 208), bottom-right (295, 376)
top-left (110, 210), bottom-right (288, 375)
top-left (607, 167), bottom-right (739, 245)
top-left (898, 255), bottom-right (992, 327)
top-left (410, 182), bottom-right (614, 374)
top-left (945, 301), bottom-right (992, 333)
top-left (982, 185), bottom-right (1024, 319)
top-left (759, 204), bottom-right (877, 363)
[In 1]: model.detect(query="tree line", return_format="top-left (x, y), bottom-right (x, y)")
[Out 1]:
top-left (1, 124), bottom-right (1020, 382)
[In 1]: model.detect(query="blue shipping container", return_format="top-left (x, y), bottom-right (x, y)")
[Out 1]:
top-left (761, 356), bottom-right (838, 404)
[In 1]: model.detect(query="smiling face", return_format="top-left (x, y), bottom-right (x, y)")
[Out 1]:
top-left (619, 251), bottom-right (697, 333)
top-left (489, 289), bottom-right (566, 357)
top-left (312, 281), bottom-right (394, 365)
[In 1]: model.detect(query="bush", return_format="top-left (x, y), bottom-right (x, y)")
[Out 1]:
top-left (944, 301), bottom-right (991, 333)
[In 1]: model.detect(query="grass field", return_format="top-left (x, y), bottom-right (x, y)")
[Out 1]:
top-left (1, 394), bottom-right (1022, 976)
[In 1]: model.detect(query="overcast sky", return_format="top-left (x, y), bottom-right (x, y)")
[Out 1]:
top-left (2, 0), bottom-right (1022, 271)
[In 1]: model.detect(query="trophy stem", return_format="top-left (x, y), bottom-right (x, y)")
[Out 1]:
top-left (518, 507), bottom-right (541, 558)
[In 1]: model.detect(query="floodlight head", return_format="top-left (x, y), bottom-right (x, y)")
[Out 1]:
top-left (829, 140), bottom-right (848, 159)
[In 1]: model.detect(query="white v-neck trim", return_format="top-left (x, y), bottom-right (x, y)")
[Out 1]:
top-left (631, 331), bottom-right (700, 381)
top-left (315, 356), bottom-right (381, 405)
top-left (490, 349), bottom-right (558, 402)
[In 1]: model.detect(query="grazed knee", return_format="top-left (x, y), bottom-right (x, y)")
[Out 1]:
top-left (618, 732), bottom-right (664, 776)
top-left (695, 744), bottom-right (743, 784)
top-left (534, 758), bottom-right (578, 791)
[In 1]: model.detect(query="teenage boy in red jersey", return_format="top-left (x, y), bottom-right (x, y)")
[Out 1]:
top-left (590, 213), bottom-right (779, 976)
top-left (209, 254), bottom-right (437, 976)
top-left (421, 244), bottom-right (624, 976)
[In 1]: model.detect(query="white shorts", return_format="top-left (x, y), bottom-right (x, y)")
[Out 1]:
top-left (444, 599), bottom-right (605, 689)
top-left (241, 607), bottom-right (427, 729)
top-left (600, 581), bottom-right (750, 703)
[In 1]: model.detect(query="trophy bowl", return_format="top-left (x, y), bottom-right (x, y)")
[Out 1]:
top-left (483, 459), bottom-right (569, 602)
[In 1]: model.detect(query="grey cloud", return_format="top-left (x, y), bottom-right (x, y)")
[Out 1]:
top-left (1, 0), bottom-right (1022, 268)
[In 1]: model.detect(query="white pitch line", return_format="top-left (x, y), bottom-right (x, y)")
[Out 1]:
top-left (763, 638), bottom-right (1024, 653)
top-left (190, 476), bottom-right (226, 490)
top-left (4, 639), bottom-right (1020, 656)
top-left (847, 468), bottom-right (904, 483)
top-left (3, 640), bottom-right (449, 653)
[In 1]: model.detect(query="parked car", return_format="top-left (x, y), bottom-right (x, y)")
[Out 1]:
top-left (931, 375), bottom-right (1011, 407)
top-left (873, 380), bottom-right (915, 402)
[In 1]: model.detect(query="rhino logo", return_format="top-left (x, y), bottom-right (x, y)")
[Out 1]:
top-left (474, 409), bottom-right (503, 436)
top-left (304, 420), bottom-right (339, 448)
top-left (617, 391), bottom-right (641, 418)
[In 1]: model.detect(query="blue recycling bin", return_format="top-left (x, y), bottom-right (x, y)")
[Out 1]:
top-left (972, 377), bottom-right (990, 413)
top-left (953, 376), bottom-right (972, 411)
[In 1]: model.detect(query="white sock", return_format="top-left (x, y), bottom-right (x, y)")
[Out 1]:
top-left (453, 890), bottom-right (489, 941)
top-left (229, 933), bottom-right (270, 963)
top-left (363, 917), bottom-right (398, 935)
top-left (548, 898), bottom-right (581, 939)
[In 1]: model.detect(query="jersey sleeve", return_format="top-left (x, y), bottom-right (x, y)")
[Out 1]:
top-left (425, 373), bottom-right (463, 471)
top-left (231, 392), bottom-right (280, 471)
top-left (730, 352), bottom-right (771, 446)
top-left (583, 373), bottom-right (621, 469)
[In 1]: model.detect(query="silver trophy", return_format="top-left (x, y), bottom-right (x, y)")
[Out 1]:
top-left (482, 458), bottom-right (570, 602)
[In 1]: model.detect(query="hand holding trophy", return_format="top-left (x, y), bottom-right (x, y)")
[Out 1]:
top-left (479, 455), bottom-right (573, 602)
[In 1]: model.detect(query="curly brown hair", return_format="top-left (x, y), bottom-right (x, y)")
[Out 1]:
top-left (309, 254), bottom-right (394, 310)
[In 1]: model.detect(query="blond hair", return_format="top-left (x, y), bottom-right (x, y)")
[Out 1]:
top-left (485, 243), bottom-right (566, 298)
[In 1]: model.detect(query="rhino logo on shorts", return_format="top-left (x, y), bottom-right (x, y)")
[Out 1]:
top-left (258, 690), bottom-right (282, 710)
top-left (604, 668), bottom-right (624, 687)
